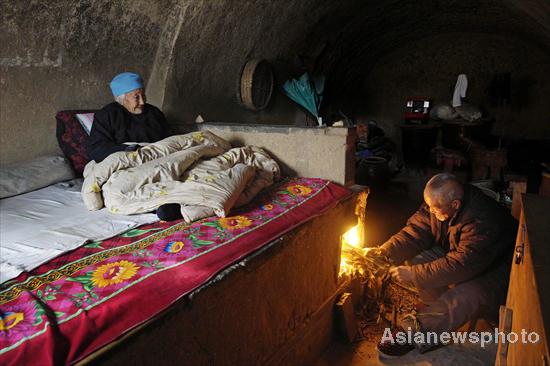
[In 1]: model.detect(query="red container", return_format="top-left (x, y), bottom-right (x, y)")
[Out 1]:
top-left (405, 97), bottom-right (431, 122)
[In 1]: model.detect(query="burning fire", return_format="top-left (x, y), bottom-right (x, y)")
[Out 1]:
top-left (342, 225), bottom-right (360, 248)
top-left (339, 190), bottom-right (370, 278)
top-left (339, 225), bottom-right (369, 277)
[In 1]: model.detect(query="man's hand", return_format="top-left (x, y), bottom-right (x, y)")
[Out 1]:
top-left (389, 266), bottom-right (414, 284)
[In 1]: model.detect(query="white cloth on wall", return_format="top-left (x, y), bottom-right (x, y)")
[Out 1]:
top-left (452, 74), bottom-right (468, 107)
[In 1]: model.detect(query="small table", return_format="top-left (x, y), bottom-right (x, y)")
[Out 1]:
top-left (442, 118), bottom-right (492, 150)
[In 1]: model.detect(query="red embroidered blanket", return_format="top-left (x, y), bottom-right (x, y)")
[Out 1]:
top-left (0, 178), bottom-right (350, 365)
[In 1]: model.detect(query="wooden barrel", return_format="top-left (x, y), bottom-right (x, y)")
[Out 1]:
top-left (355, 156), bottom-right (390, 187)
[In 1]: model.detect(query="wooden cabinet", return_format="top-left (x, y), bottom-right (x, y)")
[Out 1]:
top-left (497, 194), bottom-right (550, 366)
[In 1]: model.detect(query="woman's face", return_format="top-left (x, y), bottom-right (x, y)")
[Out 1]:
top-left (123, 88), bottom-right (146, 114)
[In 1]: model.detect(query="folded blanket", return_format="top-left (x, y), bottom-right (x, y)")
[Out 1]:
top-left (82, 131), bottom-right (280, 222)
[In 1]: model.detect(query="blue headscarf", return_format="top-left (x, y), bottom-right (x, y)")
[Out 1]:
top-left (110, 72), bottom-right (144, 97)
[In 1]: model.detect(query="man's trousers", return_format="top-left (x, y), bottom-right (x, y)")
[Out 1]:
top-left (403, 247), bottom-right (509, 337)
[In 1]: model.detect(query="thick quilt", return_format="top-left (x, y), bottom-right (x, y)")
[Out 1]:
top-left (82, 131), bottom-right (280, 222)
top-left (0, 178), bottom-right (351, 365)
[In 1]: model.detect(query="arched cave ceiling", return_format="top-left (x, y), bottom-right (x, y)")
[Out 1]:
top-left (165, 0), bottom-right (550, 122)
top-left (298, 0), bottom-right (550, 102)
top-left (2, 0), bottom-right (549, 164)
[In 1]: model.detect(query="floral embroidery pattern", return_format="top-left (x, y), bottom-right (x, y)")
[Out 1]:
top-left (91, 260), bottom-right (139, 288)
top-left (36, 285), bottom-right (62, 302)
top-left (0, 303), bottom-right (35, 335)
top-left (218, 216), bottom-right (252, 230)
top-left (71, 290), bottom-right (98, 308)
top-left (0, 177), bottom-right (337, 357)
top-left (192, 132), bottom-right (204, 143)
top-left (0, 311), bottom-right (25, 331)
top-left (287, 184), bottom-right (312, 196)
top-left (164, 241), bottom-right (185, 253)
top-left (84, 240), bottom-right (104, 249)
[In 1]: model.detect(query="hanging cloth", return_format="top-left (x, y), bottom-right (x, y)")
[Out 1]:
top-left (452, 74), bottom-right (468, 107)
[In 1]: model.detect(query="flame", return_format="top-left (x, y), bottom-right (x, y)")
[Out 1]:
top-left (339, 225), bottom-right (367, 277)
top-left (342, 225), bottom-right (360, 248)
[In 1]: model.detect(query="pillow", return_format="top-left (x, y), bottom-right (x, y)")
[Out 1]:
top-left (56, 110), bottom-right (96, 175)
top-left (76, 113), bottom-right (94, 135)
top-left (0, 155), bottom-right (76, 199)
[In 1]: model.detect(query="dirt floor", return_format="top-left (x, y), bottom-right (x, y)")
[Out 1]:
top-left (314, 327), bottom-right (497, 366)
top-left (314, 169), bottom-right (498, 366)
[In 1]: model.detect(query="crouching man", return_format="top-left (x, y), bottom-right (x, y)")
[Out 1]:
top-left (375, 173), bottom-right (517, 357)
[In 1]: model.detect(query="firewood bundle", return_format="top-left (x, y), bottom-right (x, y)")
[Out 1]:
top-left (341, 246), bottom-right (418, 325)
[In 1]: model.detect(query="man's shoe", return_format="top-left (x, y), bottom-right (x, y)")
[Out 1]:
top-left (377, 328), bottom-right (415, 359)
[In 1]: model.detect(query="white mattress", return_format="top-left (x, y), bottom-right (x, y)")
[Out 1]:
top-left (0, 179), bottom-right (158, 282)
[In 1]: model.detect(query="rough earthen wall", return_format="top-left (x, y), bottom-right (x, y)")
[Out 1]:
top-left (2, 0), bottom-right (549, 165)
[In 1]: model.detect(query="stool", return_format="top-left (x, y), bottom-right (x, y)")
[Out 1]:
top-left (435, 148), bottom-right (468, 173)
top-left (471, 147), bottom-right (507, 180)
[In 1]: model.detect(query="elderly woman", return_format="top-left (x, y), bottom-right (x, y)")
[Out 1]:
top-left (87, 72), bottom-right (170, 162)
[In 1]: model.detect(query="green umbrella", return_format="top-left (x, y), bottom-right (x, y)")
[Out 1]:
top-left (283, 73), bottom-right (325, 126)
